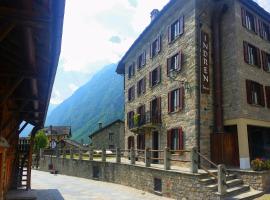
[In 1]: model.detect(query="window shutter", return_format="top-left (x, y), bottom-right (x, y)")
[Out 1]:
top-left (127, 113), bottom-right (130, 128)
top-left (168, 25), bottom-right (171, 43)
top-left (157, 35), bottom-right (161, 53)
top-left (167, 57), bottom-right (171, 76)
top-left (143, 77), bottom-right (146, 93)
top-left (132, 62), bottom-right (135, 76)
top-left (262, 51), bottom-right (267, 71)
top-left (157, 97), bottom-right (161, 122)
top-left (168, 92), bottom-right (171, 113)
top-left (243, 41), bottom-right (249, 63)
top-left (142, 51), bottom-right (146, 66)
top-left (179, 87), bottom-right (185, 110)
top-left (149, 71), bottom-right (152, 87)
top-left (178, 127), bottom-right (183, 150)
top-left (246, 80), bottom-right (252, 104)
top-left (259, 84), bottom-right (265, 107)
top-left (241, 8), bottom-right (246, 27)
top-left (137, 56), bottom-right (140, 69)
top-left (265, 86), bottom-right (270, 108)
top-left (256, 48), bottom-right (261, 68)
top-left (167, 130), bottom-right (172, 149)
top-left (150, 43), bottom-right (153, 59)
top-left (177, 50), bottom-right (183, 71)
top-left (258, 19), bottom-right (263, 38)
top-left (157, 66), bottom-right (161, 83)
top-left (255, 17), bottom-right (259, 34)
top-left (137, 81), bottom-right (140, 96)
top-left (179, 16), bottom-right (184, 35)
top-left (142, 134), bottom-right (145, 149)
top-left (150, 100), bottom-right (153, 122)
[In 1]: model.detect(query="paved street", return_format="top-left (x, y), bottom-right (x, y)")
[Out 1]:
top-left (31, 170), bottom-right (172, 200)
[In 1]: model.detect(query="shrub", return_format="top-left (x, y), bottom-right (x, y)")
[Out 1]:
top-left (251, 158), bottom-right (270, 171)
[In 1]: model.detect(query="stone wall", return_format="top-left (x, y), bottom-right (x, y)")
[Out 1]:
top-left (39, 156), bottom-right (218, 200)
top-left (91, 121), bottom-right (125, 150)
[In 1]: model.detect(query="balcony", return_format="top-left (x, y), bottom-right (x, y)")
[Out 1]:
top-left (130, 111), bottom-right (161, 133)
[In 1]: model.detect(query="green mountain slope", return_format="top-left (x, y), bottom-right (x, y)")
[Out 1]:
top-left (45, 64), bottom-right (124, 143)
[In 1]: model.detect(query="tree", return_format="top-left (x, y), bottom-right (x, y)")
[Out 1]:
top-left (33, 130), bottom-right (48, 168)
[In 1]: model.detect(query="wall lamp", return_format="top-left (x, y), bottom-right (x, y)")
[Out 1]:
top-left (169, 70), bottom-right (193, 94)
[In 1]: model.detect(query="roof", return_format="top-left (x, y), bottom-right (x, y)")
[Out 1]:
top-left (63, 139), bottom-right (83, 148)
top-left (89, 119), bottom-right (124, 138)
top-left (116, 0), bottom-right (270, 75)
top-left (44, 126), bottom-right (71, 136)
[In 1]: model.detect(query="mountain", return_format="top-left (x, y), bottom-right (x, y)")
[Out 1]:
top-left (45, 64), bottom-right (124, 143)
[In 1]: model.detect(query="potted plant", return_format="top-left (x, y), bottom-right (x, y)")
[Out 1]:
top-left (133, 114), bottom-right (140, 127)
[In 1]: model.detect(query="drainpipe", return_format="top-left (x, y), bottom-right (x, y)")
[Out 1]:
top-left (212, 2), bottom-right (228, 134)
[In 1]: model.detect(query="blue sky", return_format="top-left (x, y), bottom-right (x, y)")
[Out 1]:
top-left (50, 0), bottom-right (270, 106)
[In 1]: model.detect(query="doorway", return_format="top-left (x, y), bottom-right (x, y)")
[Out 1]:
top-left (152, 131), bottom-right (159, 164)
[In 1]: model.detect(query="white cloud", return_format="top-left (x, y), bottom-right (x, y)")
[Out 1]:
top-left (69, 83), bottom-right (79, 93)
top-left (255, 0), bottom-right (270, 12)
top-left (50, 90), bottom-right (64, 105)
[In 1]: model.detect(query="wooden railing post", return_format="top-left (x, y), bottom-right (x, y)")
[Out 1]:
top-left (164, 147), bottom-right (171, 170)
top-left (89, 146), bottom-right (93, 161)
top-left (79, 148), bottom-right (83, 160)
top-left (101, 148), bottom-right (106, 162)
top-left (63, 147), bottom-right (66, 159)
top-left (191, 147), bottom-right (198, 173)
top-left (130, 147), bottom-right (135, 165)
top-left (70, 148), bottom-right (74, 159)
top-left (145, 148), bottom-right (151, 167)
top-left (56, 147), bottom-right (60, 158)
top-left (218, 164), bottom-right (226, 195)
top-left (116, 147), bottom-right (121, 163)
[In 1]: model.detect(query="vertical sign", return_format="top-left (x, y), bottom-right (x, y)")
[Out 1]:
top-left (201, 31), bottom-right (210, 94)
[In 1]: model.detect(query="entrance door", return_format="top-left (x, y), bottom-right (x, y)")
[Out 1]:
top-left (152, 131), bottom-right (159, 164)
top-left (211, 126), bottom-right (239, 167)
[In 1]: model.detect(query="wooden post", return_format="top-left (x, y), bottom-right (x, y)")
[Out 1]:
top-left (191, 147), bottom-right (198, 173)
top-left (116, 147), bottom-right (121, 163)
top-left (130, 147), bottom-right (135, 165)
top-left (63, 147), bottom-right (66, 159)
top-left (164, 147), bottom-right (171, 170)
top-left (145, 148), bottom-right (151, 167)
top-left (218, 164), bottom-right (226, 195)
top-left (70, 148), bottom-right (74, 159)
top-left (89, 146), bottom-right (93, 161)
top-left (79, 148), bottom-right (82, 160)
top-left (56, 147), bottom-right (60, 158)
top-left (101, 148), bottom-right (106, 162)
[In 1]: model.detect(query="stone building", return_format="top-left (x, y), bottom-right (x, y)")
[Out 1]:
top-left (116, 0), bottom-right (270, 169)
top-left (43, 126), bottom-right (71, 148)
top-left (89, 120), bottom-right (125, 150)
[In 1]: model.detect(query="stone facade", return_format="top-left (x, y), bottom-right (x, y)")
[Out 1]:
top-left (117, 0), bottom-right (270, 169)
top-left (89, 120), bottom-right (125, 150)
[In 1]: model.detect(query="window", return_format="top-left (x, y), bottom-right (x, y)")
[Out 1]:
top-left (137, 134), bottom-right (145, 150)
top-left (243, 42), bottom-right (261, 67)
top-left (262, 51), bottom-right (270, 72)
top-left (246, 80), bottom-right (265, 106)
top-left (137, 51), bottom-right (146, 69)
top-left (167, 51), bottom-right (183, 75)
top-left (259, 20), bottom-right (270, 41)
top-left (128, 86), bottom-right (135, 101)
top-left (168, 87), bottom-right (184, 113)
top-left (128, 63), bottom-right (135, 79)
top-left (242, 8), bottom-right (257, 33)
top-left (167, 128), bottom-right (183, 150)
top-left (137, 77), bottom-right (146, 96)
top-left (154, 178), bottom-right (162, 192)
top-left (150, 97), bottom-right (161, 124)
top-left (149, 66), bottom-right (161, 87)
top-left (168, 16), bottom-right (184, 43)
top-left (150, 35), bottom-right (161, 58)
top-left (109, 145), bottom-right (115, 149)
top-left (109, 133), bottom-right (114, 141)
top-left (127, 111), bottom-right (134, 129)
top-left (265, 86), bottom-right (270, 109)
top-left (137, 105), bottom-right (145, 126)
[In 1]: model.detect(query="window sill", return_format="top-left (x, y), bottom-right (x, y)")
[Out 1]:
top-left (168, 34), bottom-right (184, 45)
top-left (243, 26), bottom-right (258, 36)
top-left (168, 109), bottom-right (182, 115)
top-left (245, 62), bottom-right (261, 69)
top-left (150, 82), bottom-right (161, 89)
top-left (248, 103), bottom-right (265, 108)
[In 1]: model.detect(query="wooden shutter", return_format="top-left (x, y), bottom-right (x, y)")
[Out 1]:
top-left (179, 87), bottom-right (185, 110)
top-left (132, 62), bottom-right (135, 76)
top-left (157, 97), bottom-right (161, 122)
top-left (127, 112), bottom-right (130, 128)
top-left (179, 16), bottom-right (184, 35)
top-left (258, 19), bottom-right (264, 38)
top-left (167, 130), bottom-right (172, 149)
top-left (150, 43), bottom-right (153, 59)
top-left (167, 57), bottom-right (171, 76)
top-left (259, 84), bottom-right (265, 107)
top-left (157, 35), bottom-right (161, 53)
top-left (265, 86), bottom-right (270, 108)
top-left (241, 8), bottom-right (246, 27)
top-left (142, 51), bottom-right (146, 66)
top-left (137, 56), bottom-right (140, 69)
top-left (149, 71), bottom-right (152, 87)
top-left (178, 128), bottom-right (183, 150)
top-left (261, 51), bottom-right (268, 71)
top-left (143, 77), bottom-right (146, 93)
top-left (256, 47), bottom-right (261, 68)
top-left (177, 50), bottom-right (183, 71)
top-left (157, 66), bottom-right (161, 83)
top-left (137, 81), bottom-right (140, 96)
top-left (150, 100), bottom-right (153, 122)
top-left (168, 25), bottom-right (171, 43)
top-left (243, 41), bottom-right (249, 63)
top-left (246, 80), bottom-right (252, 104)
top-left (168, 92), bottom-right (171, 113)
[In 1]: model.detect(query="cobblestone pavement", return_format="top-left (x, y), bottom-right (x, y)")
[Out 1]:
top-left (32, 170), bottom-right (173, 200)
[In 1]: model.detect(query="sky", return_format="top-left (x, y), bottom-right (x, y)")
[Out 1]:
top-left (49, 0), bottom-right (270, 106)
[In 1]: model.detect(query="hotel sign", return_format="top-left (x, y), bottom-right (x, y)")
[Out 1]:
top-left (201, 31), bottom-right (210, 94)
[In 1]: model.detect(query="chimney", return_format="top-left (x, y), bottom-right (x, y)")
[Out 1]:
top-left (150, 9), bottom-right (159, 22)
top-left (98, 122), bottom-right (103, 129)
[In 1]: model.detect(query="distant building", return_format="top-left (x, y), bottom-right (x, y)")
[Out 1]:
top-left (43, 126), bottom-right (72, 148)
top-left (89, 120), bottom-right (124, 149)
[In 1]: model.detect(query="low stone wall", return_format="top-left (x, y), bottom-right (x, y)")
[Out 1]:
top-left (39, 156), bottom-right (217, 200)
top-left (229, 169), bottom-right (270, 192)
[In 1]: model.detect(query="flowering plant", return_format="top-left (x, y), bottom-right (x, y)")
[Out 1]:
top-left (251, 158), bottom-right (270, 171)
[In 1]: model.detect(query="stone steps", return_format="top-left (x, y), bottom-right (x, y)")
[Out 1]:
top-left (207, 179), bottom-right (243, 191)
top-left (224, 189), bottom-right (264, 200)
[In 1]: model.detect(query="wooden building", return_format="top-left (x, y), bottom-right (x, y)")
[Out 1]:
top-left (0, 0), bottom-right (65, 199)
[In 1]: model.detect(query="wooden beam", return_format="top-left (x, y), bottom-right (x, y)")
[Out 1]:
top-left (0, 22), bottom-right (16, 42)
top-left (0, 77), bottom-right (24, 106)
top-left (12, 97), bottom-right (45, 104)
top-left (9, 110), bottom-right (45, 114)
top-left (0, 71), bottom-right (47, 80)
